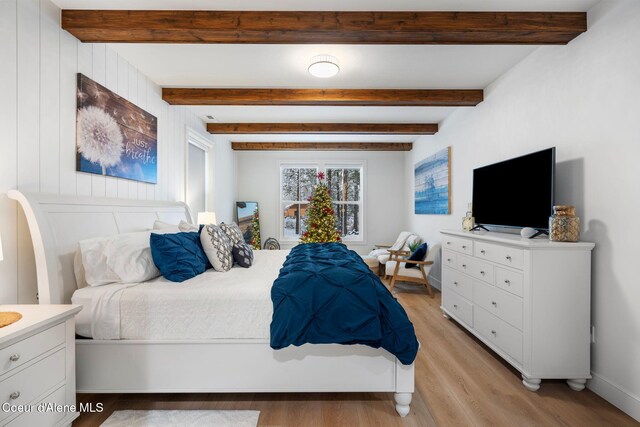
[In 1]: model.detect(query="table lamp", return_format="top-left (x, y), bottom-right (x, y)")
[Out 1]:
top-left (197, 212), bottom-right (217, 226)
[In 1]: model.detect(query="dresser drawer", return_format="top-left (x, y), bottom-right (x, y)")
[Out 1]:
top-left (442, 267), bottom-right (473, 301)
top-left (495, 268), bottom-right (524, 297)
top-left (5, 386), bottom-right (67, 427)
top-left (474, 306), bottom-right (523, 364)
top-left (442, 249), bottom-right (457, 269)
top-left (474, 280), bottom-right (523, 330)
top-left (442, 289), bottom-right (473, 327)
top-left (456, 254), bottom-right (474, 276)
top-left (468, 258), bottom-right (495, 285)
top-left (0, 349), bottom-right (66, 422)
top-left (442, 236), bottom-right (473, 255)
top-left (0, 323), bottom-right (65, 377)
top-left (475, 241), bottom-right (524, 270)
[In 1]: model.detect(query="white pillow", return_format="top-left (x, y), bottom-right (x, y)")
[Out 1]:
top-left (200, 225), bottom-right (233, 272)
top-left (390, 231), bottom-right (412, 251)
top-left (78, 231), bottom-right (160, 286)
top-left (73, 247), bottom-right (89, 289)
top-left (178, 220), bottom-right (199, 232)
top-left (153, 220), bottom-right (178, 230)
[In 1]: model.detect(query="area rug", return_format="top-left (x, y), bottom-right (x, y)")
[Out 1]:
top-left (100, 410), bottom-right (260, 426)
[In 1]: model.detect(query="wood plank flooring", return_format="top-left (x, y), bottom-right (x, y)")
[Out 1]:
top-left (75, 282), bottom-right (638, 426)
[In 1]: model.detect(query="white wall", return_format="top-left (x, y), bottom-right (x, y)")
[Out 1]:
top-left (0, 0), bottom-right (235, 304)
top-left (210, 136), bottom-right (238, 224)
top-left (236, 150), bottom-right (406, 254)
top-left (405, 0), bottom-right (640, 419)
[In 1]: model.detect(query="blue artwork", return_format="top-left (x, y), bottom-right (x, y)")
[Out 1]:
top-left (415, 147), bottom-right (451, 214)
top-left (76, 74), bottom-right (157, 184)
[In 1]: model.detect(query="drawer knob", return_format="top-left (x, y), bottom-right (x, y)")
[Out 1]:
top-left (9, 354), bottom-right (20, 362)
top-left (447, 258), bottom-right (452, 262)
top-left (491, 330), bottom-right (497, 336)
top-left (462, 264), bottom-right (467, 268)
top-left (446, 241), bottom-right (451, 245)
top-left (504, 279), bottom-right (511, 285)
top-left (506, 255), bottom-right (512, 261)
top-left (454, 281), bottom-right (458, 286)
top-left (462, 245), bottom-right (467, 249)
top-left (491, 301), bottom-right (497, 306)
top-left (480, 250), bottom-right (486, 254)
top-left (480, 270), bottom-right (485, 275)
top-left (453, 304), bottom-right (458, 309)
top-left (9, 391), bottom-right (20, 400)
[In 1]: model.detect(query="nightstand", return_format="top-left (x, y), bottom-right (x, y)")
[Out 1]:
top-left (0, 305), bottom-right (81, 427)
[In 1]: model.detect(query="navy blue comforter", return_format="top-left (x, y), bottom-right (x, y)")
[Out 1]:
top-left (270, 243), bottom-right (419, 365)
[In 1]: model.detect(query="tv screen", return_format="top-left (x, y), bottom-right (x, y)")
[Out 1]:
top-left (472, 148), bottom-right (555, 230)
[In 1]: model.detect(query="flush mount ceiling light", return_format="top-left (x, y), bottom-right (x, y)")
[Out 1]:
top-left (308, 54), bottom-right (340, 78)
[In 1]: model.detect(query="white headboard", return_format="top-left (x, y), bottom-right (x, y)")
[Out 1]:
top-left (8, 190), bottom-right (192, 305)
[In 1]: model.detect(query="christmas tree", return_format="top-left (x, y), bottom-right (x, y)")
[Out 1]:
top-left (300, 172), bottom-right (342, 244)
top-left (250, 207), bottom-right (261, 250)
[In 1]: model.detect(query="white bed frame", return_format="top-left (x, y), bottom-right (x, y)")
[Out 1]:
top-left (8, 190), bottom-right (415, 417)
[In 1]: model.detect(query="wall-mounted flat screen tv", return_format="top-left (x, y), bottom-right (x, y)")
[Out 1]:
top-left (472, 148), bottom-right (555, 230)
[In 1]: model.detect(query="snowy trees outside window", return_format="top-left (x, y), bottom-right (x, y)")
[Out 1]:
top-left (280, 163), bottom-right (363, 242)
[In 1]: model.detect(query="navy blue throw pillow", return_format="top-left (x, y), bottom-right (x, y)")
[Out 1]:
top-left (405, 243), bottom-right (428, 269)
top-left (150, 232), bottom-right (209, 282)
top-left (232, 242), bottom-right (254, 268)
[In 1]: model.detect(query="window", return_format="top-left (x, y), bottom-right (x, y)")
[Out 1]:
top-left (326, 166), bottom-right (363, 240)
top-left (280, 166), bottom-right (318, 240)
top-left (280, 162), bottom-right (364, 242)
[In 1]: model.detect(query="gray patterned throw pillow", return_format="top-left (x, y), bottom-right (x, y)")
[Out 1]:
top-left (200, 224), bottom-right (233, 272)
top-left (219, 222), bottom-right (244, 245)
top-left (232, 242), bottom-right (254, 268)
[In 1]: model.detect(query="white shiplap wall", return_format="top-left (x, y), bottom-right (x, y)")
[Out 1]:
top-left (0, 0), bottom-right (212, 303)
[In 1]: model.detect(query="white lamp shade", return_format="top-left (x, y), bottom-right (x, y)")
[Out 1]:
top-left (197, 212), bottom-right (217, 225)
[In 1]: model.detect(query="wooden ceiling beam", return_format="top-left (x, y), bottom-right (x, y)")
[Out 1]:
top-left (231, 142), bottom-right (413, 151)
top-left (61, 11), bottom-right (586, 45)
top-left (207, 123), bottom-right (438, 135)
top-left (162, 88), bottom-right (483, 107)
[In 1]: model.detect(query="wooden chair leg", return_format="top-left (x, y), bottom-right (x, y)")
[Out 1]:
top-left (390, 261), bottom-right (402, 292)
top-left (420, 265), bottom-right (433, 296)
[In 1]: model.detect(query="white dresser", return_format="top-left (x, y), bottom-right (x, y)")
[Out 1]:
top-left (0, 305), bottom-right (81, 426)
top-left (440, 230), bottom-right (594, 392)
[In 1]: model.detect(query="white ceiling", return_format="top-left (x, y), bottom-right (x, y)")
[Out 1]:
top-left (55, 0), bottom-right (599, 141)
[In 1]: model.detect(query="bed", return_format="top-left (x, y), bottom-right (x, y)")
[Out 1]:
top-left (8, 190), bottom-right (416, 417)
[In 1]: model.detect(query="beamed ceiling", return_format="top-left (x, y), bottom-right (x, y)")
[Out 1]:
top-left (53, 0), bottom-right (596, 147)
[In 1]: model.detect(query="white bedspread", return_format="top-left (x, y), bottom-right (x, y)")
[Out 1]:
top-left (72, 250), bottom-right (289, 340)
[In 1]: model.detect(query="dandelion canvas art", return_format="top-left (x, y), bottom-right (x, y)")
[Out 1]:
top-left (415, 146), bottom-right (451, 215)
top-left (76, 73), bottom-right (158, 183)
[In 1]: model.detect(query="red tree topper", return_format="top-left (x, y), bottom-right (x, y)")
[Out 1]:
top-left (317, 171), bottom-right (325, 180)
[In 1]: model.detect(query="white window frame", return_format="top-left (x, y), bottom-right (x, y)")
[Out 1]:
top-left (279, 161), bottom-right (365, 244)
top-left (184, 127), bottom-right (213, 220)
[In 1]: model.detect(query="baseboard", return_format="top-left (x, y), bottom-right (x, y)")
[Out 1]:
top-left (588, 371), bottom-right (640, 422)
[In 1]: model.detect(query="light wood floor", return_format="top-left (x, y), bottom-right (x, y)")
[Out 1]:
top-left (75, 282), bottom-right (638, 427)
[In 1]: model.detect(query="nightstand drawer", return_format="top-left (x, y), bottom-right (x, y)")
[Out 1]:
top-left (442, 267), bottom-right (472, 301)
top-left (0, 323), bottom-right (65, 376)
top-left (0, 349), bottom-right (65, 422)
top-left (442, 236), bottom-right (473, 255)
top-left (443, 290), bottom-right (473, 327)
top-left (5, 386), bottom-right (66, 427)
top-left (474, 280), bottom-right (523, 330)
top-left (475, 241), bottom-right (524, 270)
